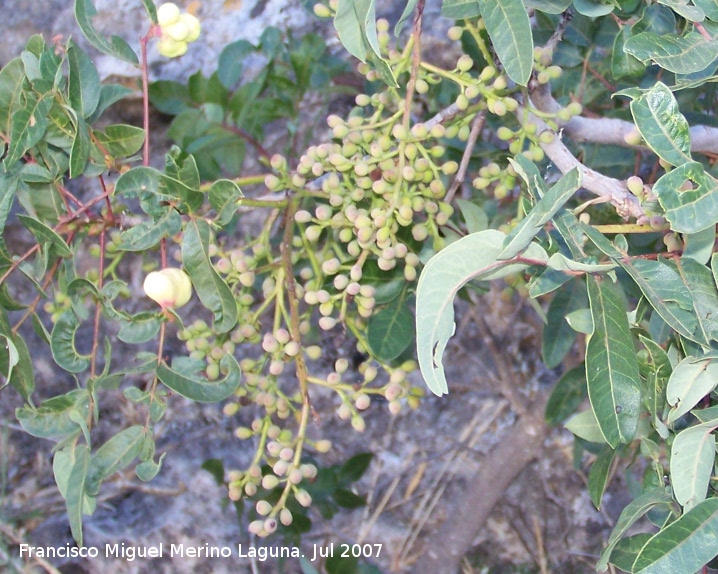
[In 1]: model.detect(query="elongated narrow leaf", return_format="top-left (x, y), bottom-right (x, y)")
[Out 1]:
top-left (16, 390), bottom-right (90, 438)
top-left (17, 214), bottom-right (72, 257)
top-left (65, 443), bottom-right (91, 546)
top-left (4, 92), bottom-right (53, 168)
top-left (589, 445), bottom-right (616, 509)
top-left (50, 312), bottom-right (90, 373)
top-left (653, 161), bottom-right (718, 233)
top-left (625, 31), bottom-right (718, 74)
top-left (0, 58), bottom-right (26, 137)
top-left (633, 497), bottom-right (718, 573)
top-left (524, 0), bottom-right (572, 13)
top-left (666, 355), bottom-right (718, 424)
top-left (69, 114), bottom-right (92, 179)
top-left (671, 257), bottom-right (718, 344)
top-left (596, 488), bottom-right (674, 571)
top-left (629, 82), bottom-right (691, 166)
top-left (657, 0), bottom-right (705, 21)
top-left (182, 219), bottom-right (238, 333)
top-left (85, 425), bottom-right (145, 496)
top-left (117, 208), bottom-right (181, 251)
top-left (620, 258), bottom-right (698, 343)
top-left (94, 124), bottom-right (145, 158)
top-left (499, 167), bottom-right (581, 260)
top-left (0, 334), bottom-right (19, 390)
top-left (367, 293), bottom-right (414, 362)
top-left (573, 0), bottom-right (614, 16)
top-left (565, 408), bottom-right (608, 444)
top-left (209, 179), bottom-right (243, 226)
top-left (441, 0), bottom-right (481, 18)
top-left (547, 253), bottom-right (617, 273)
top-left (157, 354), bottom-right (241, 403)
top-left (478, 0), bottom-right (533, 86)
top-left (88, 84), bottom-right (134, 124)
top-left (695, 0), bottom-right (718, 21)
top-left (585, 276), bottom-right (642, 448)
top-left (670, 422), bottom-right (716, 510)
top-left (114, 166), bottom-right (161, 198)
top-left (416, 230), bottom-right (548, 396)
top-left (334, 0), bottom-right (397, 87)
top-left (68, 42), bottom-right (101, 118)
top-left (612, 26), bottom-right (647, 80)
top-left (74, 0), bottom-right (139, 65)
top-left (395, 0), bottom-right (419, 35)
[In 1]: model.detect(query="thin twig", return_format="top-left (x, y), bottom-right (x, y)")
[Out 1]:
top-left (445, 111), bottom-right (486, 203)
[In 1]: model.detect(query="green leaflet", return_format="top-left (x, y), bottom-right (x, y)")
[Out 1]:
top-left (670, 421), bottom-right (717, 511)
top-left (415, 229), bottom-right (547, 396)
top-left (50, 312), bottom-right (91, 374)
top-left (524, 0), bottom-right (572, 14)
top-left (85, 426), bottom-right (146, 496)
top-left (367, 292), bottom-right (415, 362)
top-left (156, 354), bottom-right (241, 403)
top-left (629, 82), bottom-right (691, 167)
top-left (16, 389), bottom-right (90, 438)
top-left (333, 0), bottom-right (397, 87)
top-left (585, 276), bottom-right (642, 448)
top-left (499, 167), bottom-right (581, 260)
top-left (117, 208), bottom-right (181, 252)
top-left (209, 179), bottom-right (243, 225)
top-left (68, 42), bottom-right (101, 119)
top-left (182, 219), bottom-right (238, 334)
top-left (3, 92), bottom-right (53, 169)
top-left (73, 0), bottom-right (139, 66)
top-left (653, 161), bottom-right (718, 234)
top-left (588, 445), bottom-right (616, 509)
top-left (478, 0), bottom-right (533, 86)
top-left (632, 498), bottom-right (718, 573)
top-left (441, 0), bottom-right (481, 18)
top-left (59, 444), bottom-right (92, 546)
top-left (596, 488), bottom-right (674, 571)
top-left (624, 31), bottom-right (718, 74)
top-left (665, 355), bottom-right (718, 424)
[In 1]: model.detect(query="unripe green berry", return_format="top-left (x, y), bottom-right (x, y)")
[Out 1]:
top-left (314, 3), bottom-right (331, 17)
top-left (392, 124), bottom-right (409, 141)
top-left (277, 508), bottom-right (292, 526)
top-left (442, 161), bottom-right (459, 175)
top-left (256, 500), bottom-right (272, 516)
top-left (497, 126), bottom-right (513, 141)
top-left (627, 176), bottom-right (644, 196)
top-left (295, 489), bottom-right (312, 507)
top-left (447, 26), bottom-right (463, 41)
top-left (456, 93), bottom-right (469, 111)
top-left (352, 416), bottom-right (366, 432)
top-left (158, 3), bottom-right (181, 26)
top-left (457, 54), bottom-right (473, 72)
top-left (464, 85), bottom-right (479, 100)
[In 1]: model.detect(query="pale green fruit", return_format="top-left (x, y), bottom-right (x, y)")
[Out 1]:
top-left (163, 20), bottom-right (190, 42)
top-left (158, 37), bottom-right (187, 58)
top-left (157, 2), bottom-right (180, 26)
top-left (179, 13), bottom-right (201, 42)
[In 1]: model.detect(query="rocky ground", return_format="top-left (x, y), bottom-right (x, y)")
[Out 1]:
top-left (1, 1), bottom-right (630, 573)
